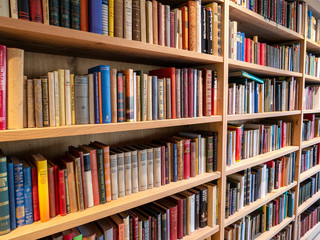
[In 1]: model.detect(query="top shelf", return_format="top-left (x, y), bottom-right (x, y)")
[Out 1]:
top-left (0, 17), bottom-right (223, 67)
top-left (229, 1), bottom-right (304, 43)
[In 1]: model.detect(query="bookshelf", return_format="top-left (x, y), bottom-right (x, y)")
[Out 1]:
top-left (300, 222), bottom-right (320, 240)
top-left (1, 0), bottom-right (320, 240)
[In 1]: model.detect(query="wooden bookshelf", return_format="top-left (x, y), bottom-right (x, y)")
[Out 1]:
top-left (306, 38), bottom-right (320, 54)
top-left (0, 172), bottom-right (220, 240)
top-left (298, 190), bottom-right (320, 215)
top-left (300, 164), bottom-right (320, 182)
top-left (301, 222), bottom-right (320, 240)
top-left (183, 225), bottom-right (220, 240)
top-left (226, 146), bottom-right (299, 176)
top-left (254, 216), bottom-right (295, 240)
top-left (224, 182), bottom-right (297, 226)
top-left (305, 74), bottom-right (320, 83)
top-left (301, 137), bottom-right (320, 149)
top-left (227, 111), bottom-right (301, 121)
top-left (302, 109), bottom-right (320, 114)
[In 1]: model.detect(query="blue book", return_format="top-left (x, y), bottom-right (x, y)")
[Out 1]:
top-left (152, 76), bottom-right (158, 120)
top-left (0, 152), bottom-right (10, 234)
top-left (89, 65), bottom-right (111, 123)
top-left (7, 158), bottom-right (16, 230)
top-left (12, 157), bottom-right (25, 227)
top-left (89, 0), bottom-right (102, 34)
top-left (254, 83), bottom-right (259, 113)
top-left (308, 11), bottom-right (312, 39)
top-left (237, 33), bottom-right (241, 61)
top-left (242, 33), bottom-right (245, 62)
top-left (93, 72), bottom-right (100, 124)
top-left (283, 191), bottom-right (288, 220)
top-left (172, 142), bottom-right (177, 182)
top-left (22, 160), bottom-right (33, 225)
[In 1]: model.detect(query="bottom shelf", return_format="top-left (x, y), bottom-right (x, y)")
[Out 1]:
top-left (298, 190), bottom-right (320, 215)
top-left (301, 221), bottom-right (320, 240)
top-left (183, 225), bottom-right (219, 240)
top-left (255, 216), bottom-right (295, 240)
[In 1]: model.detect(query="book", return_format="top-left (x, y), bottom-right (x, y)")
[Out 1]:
top-left (88, 0), bottom-right (102, 33)
top-left (0, 45), bottom-right (6, 130)
top-left (0, 152), bottom-right (10, 234)
top-left (75, 76), bottom-right (90, 124)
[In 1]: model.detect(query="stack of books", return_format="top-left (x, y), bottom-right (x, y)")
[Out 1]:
top-left (305, 53), bottom-right (320, 78)
top-left (307, 10), bottom-right (320, 43)
top-left (44, 184), bottom-right (218, 240)
top-left (226, 153), bottom-right (296, 217)
top-left (299, 172), bottom-right (320, 206)
top-left (228, 72), bottom-right (298, 115)
top-left (229, 21), bottom-right (301, 72)
top-left (231, 0), bottom-right (305, 34)
top-left (227, 121), bottom-right (293, 166)
top-left (299, 202), bottom-right (320, 238)
top-left (302, 114), bottom-right (320, 142)
top-left (304, 85), bottom-right (320, 110)
top-left (301, 144), bottom-right (320, 174)
top-left (0, 131), bottom-right (218, 234)
top-left (225, 191), bottom-right (295, 239)
top-left (0, 0), bottom-right (223, 55)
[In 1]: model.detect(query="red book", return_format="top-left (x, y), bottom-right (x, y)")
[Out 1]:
top-left (183, 68), bottom-right (189, 118)
top-left (30, 162), bottom-right (40, 222)
top-left (149, 68), bottom-right (176, 118)
top-left (127, 210), bottom-right (139, 240)
top-left (188, 69), bottom-right (194, 118)
top-left (281, 122), bottom-right (286, 148)
top-left (59, 169), bottom-right (67, 216)
top-left (169, 205), bottom-right (178, 240)
top-left (183, 139), bottom-right (191, 179)
top-left (228, 125), bottom-right (243, 161)
top-left (160, 145), bottom-right (166, 186)
top-left (47, 162), bottom-right (56, 218)
top-left (0, 45), bottom-right (6, 130)
top-left (273, 199), bottom-right (279, 225)
top-left (260, 43), bottom-right (265, 66)
top-left (245, 38), bottom-right (250, 62)
top-left (168, 195), bottom-right (184, 239)
top-left (80, 0), bottom-right (89, 31)
top-left (29, 0), bottom-right (43, 22)
top-left (257, 42), bottom-right (261, 65)
top-left (202, 69), bottom-right (212, 116)
top-left (62, 230), bottom-right (74, 240)
top-left (170, 12), bottom-right (175, 48)
top-left (190, 141), bottom-right (196, 177)
top-left (68, 146), bottom-right (87, 209)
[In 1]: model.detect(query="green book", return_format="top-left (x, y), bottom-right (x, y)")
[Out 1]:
top-left (96, 148), bottom-right (106, 204)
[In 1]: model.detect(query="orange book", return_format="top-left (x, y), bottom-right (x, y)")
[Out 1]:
top-left (152, 0), bottom-right (158, 45)
top-left (111, 68), bottom-right (117, 123)
top-left (187, 1), bottom-right (197, 52)
top-left (180, 6), bottom-right (188, 50)
top-left (31, 154), bottom-right (50, 222)
top-left (259, 84), bottom-right (263, 113)
top-left (110, 214), bottom-right (125, 240)
top-left (98, 72), bottom-right (102, 123)
top-left (80, 0), bottom-right (89, 31)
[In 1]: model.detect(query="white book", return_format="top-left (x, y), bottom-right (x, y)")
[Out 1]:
top-left (58, 69), bottom-right (65, 126)
top-left (125, 146), bottom-right (139, 193)
top-left (140, 0), bottom-right (146, 42)
top-left (53, 71), bottom-right (60, 127)
top-left (142, 145), bottom-right (154, 189)
top-left (150, 144), bottom-right (161, 187)
top-left (83, 153), bottom-right (94, 208)
top-left (115, 150), bottom-right (125, 197)
top-left (110, 152), bottom-right (119, 200)
top-left (119, 148), bottom-right (132, 196)
top-left (64, 70), bottom-right (71, 126)
top-left (9, 0), bottom-right (18, 18)
top-left (196, 0), bottom-right (201, 53)
top-left (133, 72), bottom-right (137, 122)
top-left (134, 146), bottom-right (147, 191)
top-left (124, 0), bottom-right (132, 40)
top-left (190, 194), bottom-right (195, 233)
top-left (201, 137), bottom-right (206, 174)
top-left (88, 74), bottom-right (95, 124)
top-left (174, 9), bottom-right (179, 49)
top-left (48, 72), bottom-right (56, 127)
top-left (204, 183), bottom-right (217, 227)
top-left (146, 1), bottom-right (153, 43)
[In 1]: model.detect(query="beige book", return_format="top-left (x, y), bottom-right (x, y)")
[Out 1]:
top-left (124, 0), bottom-right (132, 40)
top-left (48, 72), bottom-right (56, 127)
top-left (136, 75), bottom-right (141, 122)
top-left (111, 69), bottom-right (117, 123)
top-left (42, 0), bottom-right (49, 24)
top-left (0, 0), bottom-right (9, 17)
top-left (64, 70), bottom-right (71, 126)
top-left (54, 71), bottom-right (60, 126)
top-left (178, 9), bottom-right (182, 49)
top-left (9, 0), bottom-right (18, 18)
top-left (161, 5), bottom-right (165, 46)
top-left (27, 79), bottom-right (35, 128)
top-left (147, 75), bottom-right (152, 121)
top-left (7, 48), bottom-right (24, 129)
top-left (34, 79), bottom-right (43, 128)
top-left (70, 73), bottom-right (75, 125)
top-left (142, 74), bottom-right (148, 121)
top-left (140, 0), bottom-right (146, 42)
top-left (58, 69), bottom-right (65, 126)
top-left (23, 76), bottom-right (27, 128)
top-left (174, 9), bottom-right (179, 49)
top-left (204, 182), bottom-right (217, 227)
top-left (88, 74), bottom-right (95, 124)
top-left (146, 1), bottom-right (153, 43)
top-left (196, 0), bottom-right (201, 53)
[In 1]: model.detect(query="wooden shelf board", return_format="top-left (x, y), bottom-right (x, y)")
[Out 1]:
top-left (254, 216), bottom-right (295, 240)
top-left (303, 109), bottom-right (320, 114)
top-left (0, 16), bottom-right (223, 66)
top-left (227, 111), bottom-right (301, 121)
top-left (305, 74), bottom-right (320, 83)
top-left (0, 116), bottom-right (222, 143)
top-left (306, 38), bottom-right (320, 55)
top-left (183, 225), bottom-right (219, 240)
top-left (226, 146), bottom-right (299, 176)
top-left (0, 172), bottom-right (220, 240)
top-left (301, 221), bottom-right (320, 240)
top-left (224, 182), bottom-right (297, 226)
top-left (300, 164), bottom-right (320, 183)
top-left (301, 137), bottom-right (320, 149)
top-left (229, 2), bottom-right (303, 43)
top-left (228, 59), bottom-right (302, 78)
top-left (298, 190), bottom-right (320, 215)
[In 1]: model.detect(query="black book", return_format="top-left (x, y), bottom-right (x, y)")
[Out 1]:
top-left (195, 185), bottom-right (208, 228)
top-left (201, 7), bottom-right (207, 54)
top-left (18, 0), bottom-right (29, 20)
top-left (206, 8), bottom-right (213, 55)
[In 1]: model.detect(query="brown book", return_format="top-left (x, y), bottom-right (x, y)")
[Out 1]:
top-left (110, 214), bottom-right (125, 240)
top-left (190, 141), bottom-right (197, 177)
top-left (152, 0), bottom-right (158, 45)
top-left (7, 48), bottom-right (24, 129)
top-left (132, 0), bottom-right (141, 41)
top-left (114, 0), bottom-right (124, 38)
top-left (27, 79), bottom-right (35, 128)
top-left (111, 68), bottom-right (117, 123)
top-left (23, 76), bottom-right (27, 128)
top-left (34, 79), bottom-right (44, 128)
top-left (47, 160), bottom-right (57, 218)
top-left (77, 223), bottom-right (96, 240)
top-left (146, 1), bottom-right (153, 43)
top-left (41, 76), bottom-right (50, 127)
top-left (187, 1), bottom-right (197, 52)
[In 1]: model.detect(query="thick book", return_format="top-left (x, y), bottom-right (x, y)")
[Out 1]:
top-left (80, 0), bottom-right (88, 31)
top-left (7, 157), bottom-right (16, 230)
top-left (49, 0), bottom-right (60, 25)
top-left (71, 0), bottom-right (80, 29)
top-left (88, 0), bottom-right (102, 33)
top-left (0, 152), bottom-right (10, 235)
top-left (18, 0), bottom-right (29, 20)
top-left (29, 0), bottom-right (42, 22)
top-left (0, 45), bottom-right (6, 130)
top-left (77, 223), bottom-right (96, 239)
top-left (60, 0), bottom-right (71, 28)
top-left (75, 76), bottom-right (90, 124)
top-left (114, 0), bottom-right (124, 37)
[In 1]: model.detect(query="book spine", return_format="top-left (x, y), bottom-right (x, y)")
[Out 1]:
top-left (14, 163), bottom-right (25, 227)
top-left (47, 73), bottom-right (55, 127)
top-left (110, 153), bottom-right (118, 200)
top-left (83, 155), bottom-right (94, 207)
top-left (102, 0), bottom-right (109, 35)
top-left (146, 148), bottom-right (154, 189)
top-left (89, 151), bottom-right (100, 206)
top-left (96, 149), bottom-right (106, 204)
top-left (29, 0), bottom-right (43, 22)
top-left (170, 206), bottom-right (178, 240)
top-left (23, 76), bottom-right (27, 128)
top-left (152, 0), bottom-right (158, 44)
top-left (183, 69), bottom-right (188, 118)
top-left (126, 69), bottom-right (134, 122)
top-left (10, 0), bottom-right (18, 19)
top-left (34, 79), bottom-right (43, 128)
top-left (188, 69), bottom-right (194, 117)
top-left (131, 150), bottom-right (139, 193)
top-left (57, 69), bottom-right (65, 126)
top-left (109, 0), bottom-right (114, 36)
top-left (188, 1), bottom-right (197, 51)
top-left (99, 66), bottom-right (112, 123)
top-left (184, 139), bottom-right (191, 179)
top-left (47, 167), bottom-right (56, 218)
top-left (170, 11), bottom-right (175, 48)
top-left (161, 146), bottom-right (165, 185)
top-left (117, 73), bottom-right (124, 122)
top-left (110, 69), bottom-right (117, 123)
top-left (165, 5), bottom-right (170, 47)
top-left (114, 0), bottom-right (124, 37)
top-left (124, 0), bottom-right (133, 40)
top-left (42, 0), bottom-right (49, 23)
top-left (152, 76), bottom-right (158, 120)
top-left (71, 0), bottom-right (80, 29)
top-left (0, 157), bottom-right (10, 234)
top-left (117, 153), bottom-right (125, 197)
top-left (132, 0), bottom-right (141, 41)
top-left (80, 0), bottom-right (88, 31)
top-left (177, 141), bottom-right (184, 181)
top-left (124, 152), bottom-right (132, 195)
top-left (74, 76), bottom-right (89, 124)
top-left (190, 141), bottom-right (197, 177)
top-left (153, 147), bottom-right (161, 187)
top-left (58, 169), bottom-right (67, 216)
top-left (138, 150), bottom-right (148, 191)
top-left (64, 169), bottom-right (70, 214)
top-left (207, 136), bottom-right (213, 172)
top-left (60, 0), bottom-right (71, 28)
top-left (101, 146), bottom-right (111, 202)
top-left (64, 70), bottom-right (72, 125)
top-left (41, 77), bottom-right (49, 127)
top-left (158, 78), bottom-right (164, 120)
top-left (49, 0), bottom-right (60, 25)
top-left (0, 46), bottom-right (6, 130)
top-left (7, 163), bottom-right (16, 230)
top-left (89, 0), bottom-right (102, 33)
top-left (53, 71), bottom-right (60, 126)
top-left (18, 0), bottom-right (29, 20)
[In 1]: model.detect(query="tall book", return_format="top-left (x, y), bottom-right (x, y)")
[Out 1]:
top-left (29, 0), bottom-right (43, 22)
top-left (0, 152), bottom-right (10, 235)
top-left (0, 45), bottom-right (6, 130)
top-left (18, 0), bottom-right (29, 20)
top-left (75, 76), bottom-right (90, 124)
top-left (21, 160), bottom-right (33, 225)
top-left (89, 0), bottom-right (102, 33)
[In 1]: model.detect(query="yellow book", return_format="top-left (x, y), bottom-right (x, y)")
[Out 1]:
top-left (58, 69), bottom-right (66, 126)
top-left (32, 154), bottom-right (50, 223)
top-left (109, 0), bottom-right (114, 36)
top-left (70, 74), bottom-right (76, 125)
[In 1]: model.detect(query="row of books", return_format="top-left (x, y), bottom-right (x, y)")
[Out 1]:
top-left (0, 0), bottom-right (223, 55)
top-left (301, 144), bottom-right (320, 174)
top-left (307, 10), bottom-right (320, 44)
top-left (302, 114), bottom-right (320, 142)
top-left (0, 46), bottom-right (219, 130)
top-left (299, 172), bottom-right (320, 206)
top-left (40, 184), bottom-right (218, 240)
top-left (298, 201), bottom-right (320, 238)
top-left (229, 21), bottom-right (301, 72)
top-left (305, 53), bottom-right (320, 78)
top-left (225, 191), bottom-right (295, 240)
top-left (225, 153), bottom-right (296, 218)
top-left (231, 0), bottom-right (304, 34)
top-left (227, 121), bottom-right (293, 166)
top-left (228, 75), bottom-right (299, 115)
top-left (0, 131), bottom-right (218, 234)
top-left (304, 85), bottom-right (320, 110)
